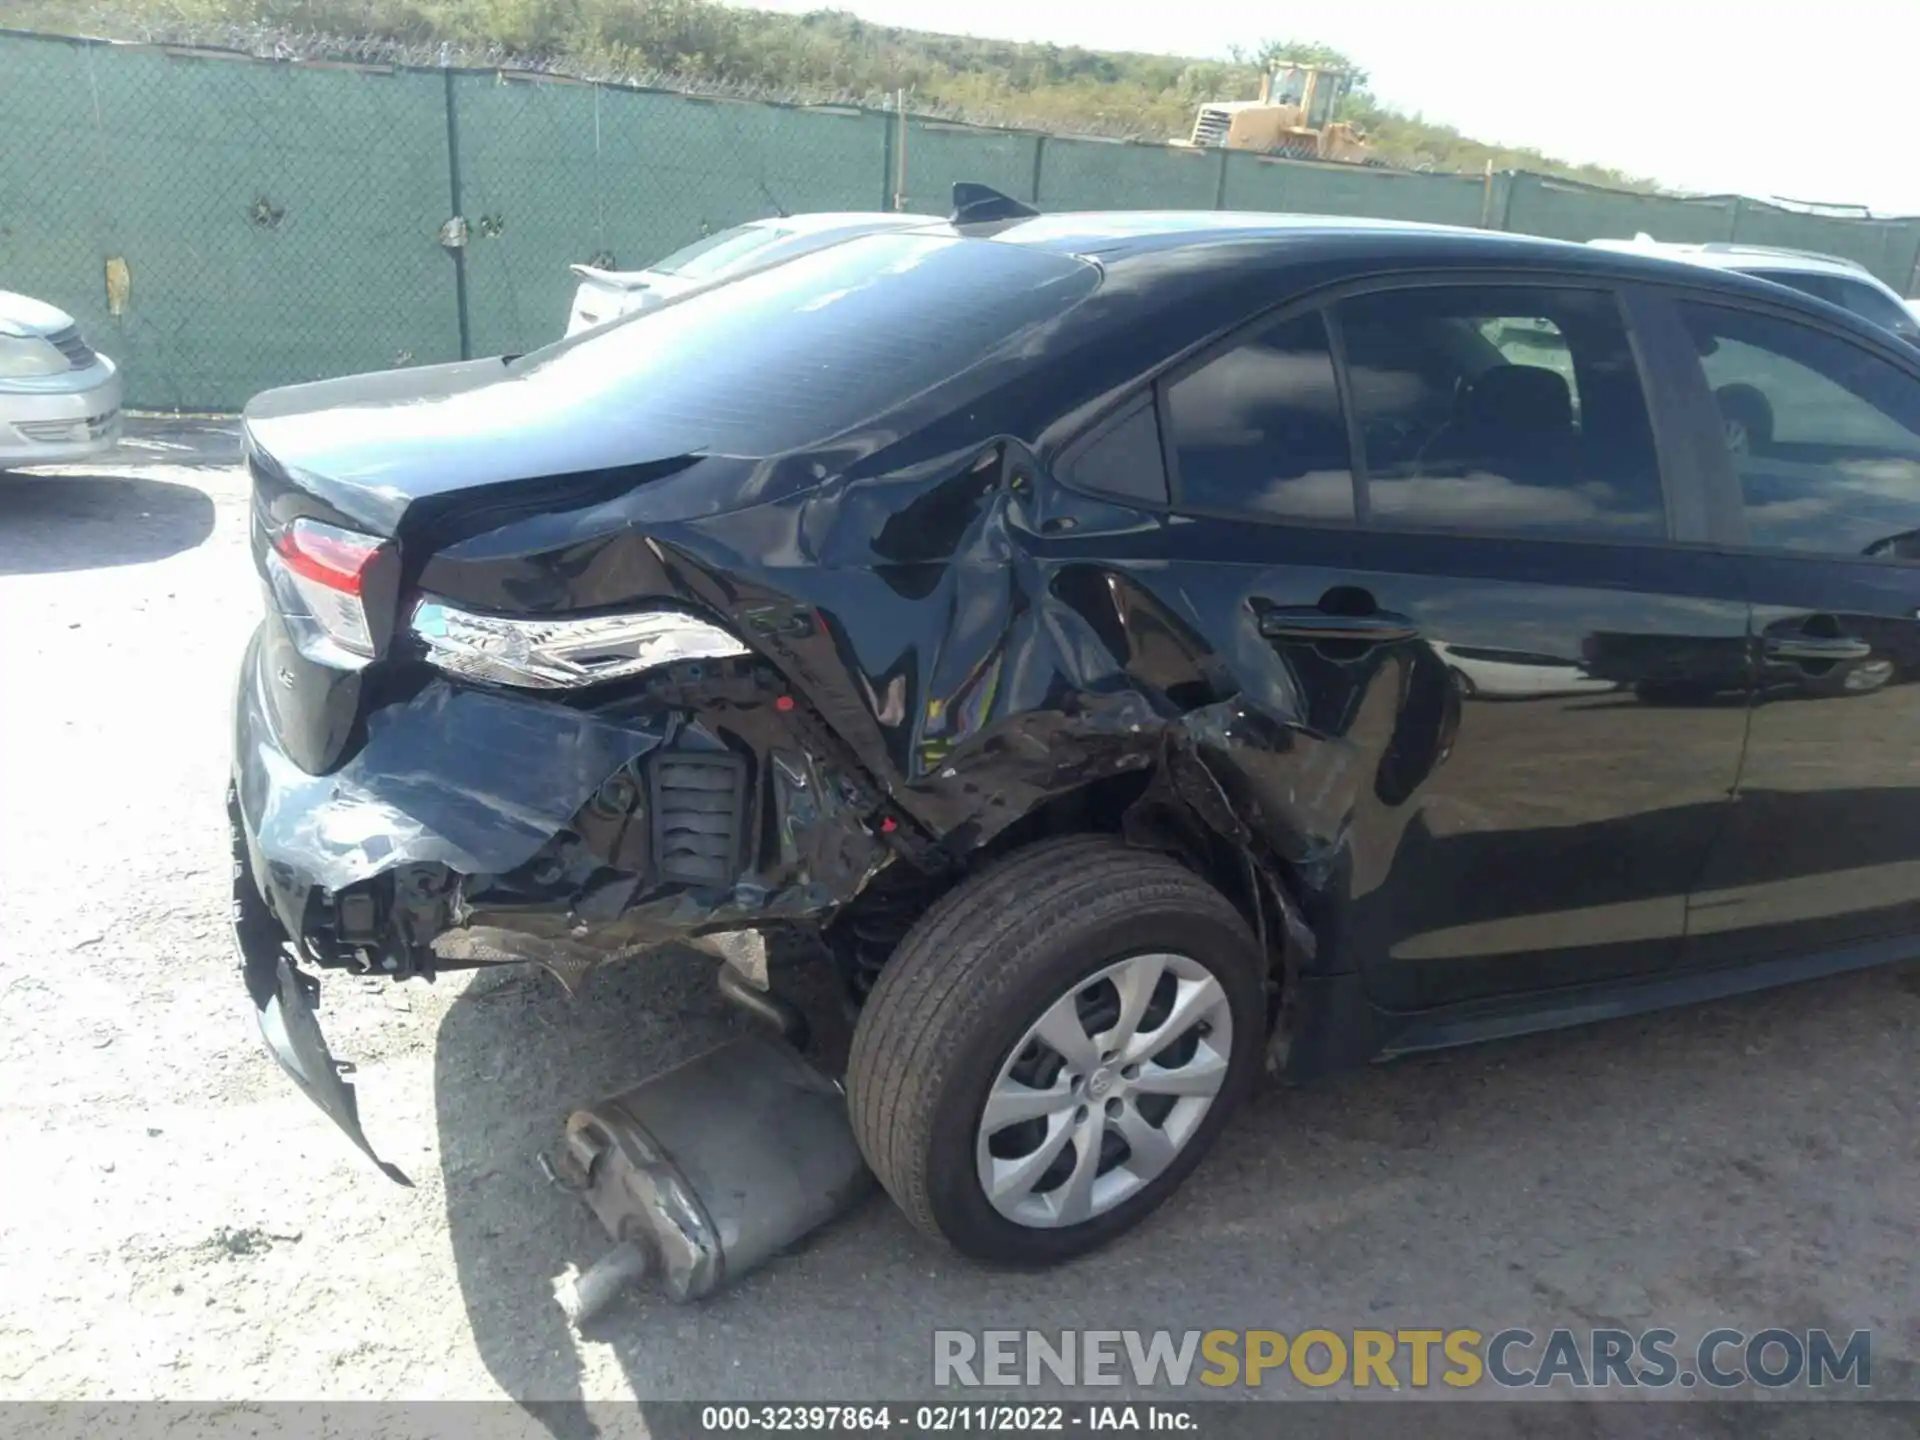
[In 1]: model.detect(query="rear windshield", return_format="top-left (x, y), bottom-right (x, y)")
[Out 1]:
top-left (653, 223), bottom-right (789, 279)
top-left (511, 232), bottom-right (1098, 456)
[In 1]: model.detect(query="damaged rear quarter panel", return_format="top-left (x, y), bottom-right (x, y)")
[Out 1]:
top-left (242, 240), bottom-right (1423, 984)
top-left (237, 624), bottom-right (896, 968)
top-left (577, 435), bottom-right (1380, 941)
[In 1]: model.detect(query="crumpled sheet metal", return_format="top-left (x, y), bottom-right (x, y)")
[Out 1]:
top-left (235, 676), bottom-right (674, 937)
top-left (456, 733), bottom-right (892, 955)
top-left (674, 442), bottom-right (1380, 883)
top-left (237, 645), bottom-right (893, 964)
top-left (241, 420), bottom-right (1455, 978)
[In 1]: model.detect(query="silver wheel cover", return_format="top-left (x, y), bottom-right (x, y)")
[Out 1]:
top-left (974, 952), bottom-right (1233, 1229)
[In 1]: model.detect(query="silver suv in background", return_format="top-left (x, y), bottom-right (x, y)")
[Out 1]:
top-left (1590, 235), bottom-right (1920, 347)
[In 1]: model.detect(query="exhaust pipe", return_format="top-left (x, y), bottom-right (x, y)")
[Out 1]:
top-left (548, 1032), bottom-right (874, 1321)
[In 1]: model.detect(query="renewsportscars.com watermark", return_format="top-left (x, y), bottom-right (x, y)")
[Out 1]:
top-left (933, 1328), bottom-right (1873, 1392)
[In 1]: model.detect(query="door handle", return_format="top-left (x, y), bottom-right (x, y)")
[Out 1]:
top-left (1257, 610), bottom-right (1420, 645)
top-left (1763, 635), bottom-right (1873, 663)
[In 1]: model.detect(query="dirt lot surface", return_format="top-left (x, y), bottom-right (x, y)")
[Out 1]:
top-left (1, 422), bottom-right (1916, 1432)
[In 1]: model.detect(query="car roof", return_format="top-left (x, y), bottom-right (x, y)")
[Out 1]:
top-left (936, 210), bottom-right (1819, 299)
top-left (968, 209), bottom-right (1485, 252)
top-left (1588, 235), bottom-right (1880, 282)
top-left (713, 211), bottom-right (1888, 317)
top-left (862, 207), bottom-right (1920, 365)
top-left (759, 211), bottom-right (936, 235)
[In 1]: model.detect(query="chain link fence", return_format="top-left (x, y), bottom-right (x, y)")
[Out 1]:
top-left (2, 33), bottom-right (461, 409)
top-left (4, 27), bottom-right (1918, 411)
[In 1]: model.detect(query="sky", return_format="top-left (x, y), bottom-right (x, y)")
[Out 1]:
top-left (734, 0), bottom-right (1920, 215)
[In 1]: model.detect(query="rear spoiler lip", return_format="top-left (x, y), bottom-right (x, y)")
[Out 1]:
top-left (569, 264), bottom-right (653, 291)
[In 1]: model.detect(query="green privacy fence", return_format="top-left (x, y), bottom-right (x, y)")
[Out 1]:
top-left (4, 29), bottom-right (1918, 411)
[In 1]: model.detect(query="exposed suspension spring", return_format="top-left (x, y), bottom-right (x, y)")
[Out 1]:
top-left (831, 868), bottom-right (943, 1002)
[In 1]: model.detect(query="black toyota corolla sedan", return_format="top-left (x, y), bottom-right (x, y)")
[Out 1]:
top-left (230, 186), bottom-right (1920, 1263)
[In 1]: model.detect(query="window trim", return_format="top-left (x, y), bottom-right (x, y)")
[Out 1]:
top-left (1152, 269), bottom-right (1684, 547)
top-left (1641, 282), bottom-right (1920, 558)
top-left (1323, 306), bottom-right (1372, 525)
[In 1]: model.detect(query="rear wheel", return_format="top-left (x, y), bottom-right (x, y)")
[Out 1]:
top-left (846, 836), bottom-right (1266, 1264)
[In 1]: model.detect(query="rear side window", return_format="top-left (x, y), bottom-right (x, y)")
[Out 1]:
top-left (1062, 399), bottom-right (1169, 505)
top-left (1679, 301), bottom-right (1920, 559)
top-left (515, 234), bottom-right (1099, 457)
top-left (1336, 285), bottom-right (1666, 538)
top-left (1162, 313), bottom-right (1356, 522)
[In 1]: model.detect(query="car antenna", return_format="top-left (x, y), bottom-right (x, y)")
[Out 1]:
top-left (951, 182), bottom-right (1040, 226)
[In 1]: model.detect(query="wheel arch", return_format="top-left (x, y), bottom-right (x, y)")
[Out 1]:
top-left (832, 747), bottom-right (1317, 1029)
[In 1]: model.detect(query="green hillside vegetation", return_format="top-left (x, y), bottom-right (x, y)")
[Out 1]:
top-left (1, 0), bottom-right (1655, 186)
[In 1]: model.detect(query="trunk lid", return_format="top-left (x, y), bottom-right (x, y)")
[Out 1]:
top-left (242, 356), bottom-right (712, 774)
top-left (243, 355), bottom-right (705, 538)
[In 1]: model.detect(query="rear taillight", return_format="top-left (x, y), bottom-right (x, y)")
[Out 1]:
top-left (265, 518), bottom-right (382, 667)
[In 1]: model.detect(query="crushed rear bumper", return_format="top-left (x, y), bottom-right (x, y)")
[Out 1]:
top-left (230, 783), bottom-right (410, 1183)
top-left (228, 627), bottom-right (895, 1176)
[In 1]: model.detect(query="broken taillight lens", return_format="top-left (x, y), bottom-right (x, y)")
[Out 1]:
top-left (266, 518), bottom-right (381, 667)
top-left (410, 597), bottom-right (749, 690)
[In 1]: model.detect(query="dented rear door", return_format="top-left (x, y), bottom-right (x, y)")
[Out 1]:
top-left (1155, 284), bottom-right (1750, 1014)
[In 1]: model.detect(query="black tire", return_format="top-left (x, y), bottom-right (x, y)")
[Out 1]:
top-left (846, 835), bottom-right (1266, 1265)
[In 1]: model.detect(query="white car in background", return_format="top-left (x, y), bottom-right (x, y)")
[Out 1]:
top-left (565, 212), bottom-right (934, 336)
top-left (1588, 235), bottom-right (1920, 347)
top-left (0, 291), bottom-right (121, 466)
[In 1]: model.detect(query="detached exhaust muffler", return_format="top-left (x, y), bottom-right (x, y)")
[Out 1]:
top-left (548, 1033), bottom-right (874, 1320)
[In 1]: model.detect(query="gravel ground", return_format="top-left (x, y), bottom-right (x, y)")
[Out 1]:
top-left (1, 421), bottom-right (1915, 1430)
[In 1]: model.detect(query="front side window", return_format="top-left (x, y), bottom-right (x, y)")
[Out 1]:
top-left (1680, 301), bottom-right (1920, 559)
top-left (1162, 312), bottom-right (1356, 523)
top-left (1337, 285), bottom-right (1666, 537)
